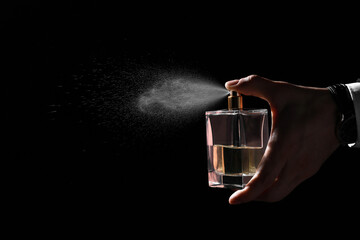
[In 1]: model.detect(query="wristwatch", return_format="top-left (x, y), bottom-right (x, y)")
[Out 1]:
top-left (327, 84), bottom-right (358, 146)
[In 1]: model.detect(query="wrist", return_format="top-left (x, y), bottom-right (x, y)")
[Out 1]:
top-left (318, 88), bottom-right (341, 147)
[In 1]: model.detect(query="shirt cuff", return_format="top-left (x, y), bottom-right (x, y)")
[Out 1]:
top-left (346, 82), bottom-right (360, 148)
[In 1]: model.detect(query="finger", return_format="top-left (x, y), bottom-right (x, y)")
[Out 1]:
top-left (225, 75), bottom-right (277, 102)
top-left (225, 75), bottom-right (292, 112)
top-left (229, 135), bottom-right (288, 204)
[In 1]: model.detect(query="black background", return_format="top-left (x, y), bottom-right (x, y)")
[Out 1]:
top-left (6, 1), bottom-right (360, 233)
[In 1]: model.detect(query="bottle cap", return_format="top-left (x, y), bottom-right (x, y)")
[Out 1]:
top-left (228, 91), bottom-right (243, 110)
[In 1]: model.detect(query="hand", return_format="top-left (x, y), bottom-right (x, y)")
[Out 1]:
top-left (225, 75), bottom-right (340, 204)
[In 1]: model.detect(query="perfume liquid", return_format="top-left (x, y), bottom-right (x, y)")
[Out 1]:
top-left (208, 144), bottom-right (265, 189)
top-left (213, 145), bottom-right (263, 176)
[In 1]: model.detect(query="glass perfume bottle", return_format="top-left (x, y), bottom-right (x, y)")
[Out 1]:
top-left (205, 91), bottom-right (269, 189)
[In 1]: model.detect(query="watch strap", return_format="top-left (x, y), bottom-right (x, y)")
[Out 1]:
top-left (328, 83), bottom-right (357, 144)
top-left (327, 84), bottom-right (355, 117)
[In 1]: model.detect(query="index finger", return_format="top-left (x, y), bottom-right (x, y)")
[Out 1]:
top-left (225, 75), bottom-right (291, 112)
top-left (225, 75), bottom-right (276, 103)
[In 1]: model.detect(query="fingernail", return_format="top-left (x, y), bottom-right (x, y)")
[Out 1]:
top-left (225, 80), bottom-right (239, 89)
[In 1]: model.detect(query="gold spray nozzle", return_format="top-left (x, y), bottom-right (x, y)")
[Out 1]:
top-left (228, 91), bottom-right (243, 110)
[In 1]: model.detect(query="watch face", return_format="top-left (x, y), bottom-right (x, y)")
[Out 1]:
top-left (337, 115), bottom-right (357, 144)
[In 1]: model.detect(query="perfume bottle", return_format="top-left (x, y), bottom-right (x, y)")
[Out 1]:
top-left (205, 91), bottom-right (269, 189)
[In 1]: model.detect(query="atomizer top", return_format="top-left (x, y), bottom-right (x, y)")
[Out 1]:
top-left (228, 91), bottom-right (243, 110)
top-left (229, 91), bottom-right (239, 97)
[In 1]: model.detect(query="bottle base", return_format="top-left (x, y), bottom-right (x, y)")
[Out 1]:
top-left (208, 171), bottom-right (254, 189)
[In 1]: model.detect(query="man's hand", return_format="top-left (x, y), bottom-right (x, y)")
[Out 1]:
top-left (225, 75), bottom-right (340, 204)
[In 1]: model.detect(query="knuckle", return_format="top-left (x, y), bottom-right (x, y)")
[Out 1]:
top-left (242, 74), bottom-right (260, 83)
top-left (238, 74), bottom-right (267, 92)
top-left (248, 74), bottom-right (260, 80)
